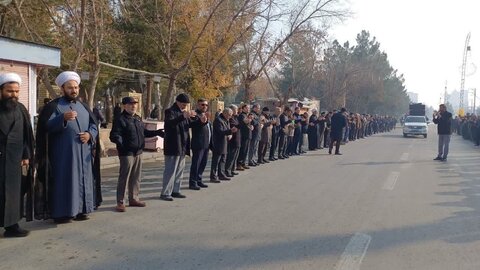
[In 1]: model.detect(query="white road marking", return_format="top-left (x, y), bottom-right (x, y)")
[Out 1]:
top-left (400, 153), bottom-right (409, 162)
top-left (336, 233), bottom-right (372, 270)
top-left (383, 171), bottom-right (400, 190)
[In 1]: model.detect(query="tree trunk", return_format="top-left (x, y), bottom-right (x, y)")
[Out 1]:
top-left (88, 63), bottom-right (101, 109)
top-left (145, 76), bottom-right (153, 118)
top-left (243, 79), bottom-right (252, 103)
top-left (162, 74), bottom-right (177, 120)
top-left (39, 68), bottom-right (59, 98)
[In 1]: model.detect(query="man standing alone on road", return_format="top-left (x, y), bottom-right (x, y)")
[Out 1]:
top-left (329, 108), bottom-right (348, 155)
top-left (433, 104), bottom-right (452, 161)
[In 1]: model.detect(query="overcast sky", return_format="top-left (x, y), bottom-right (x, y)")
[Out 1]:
top-left (330, 0), bottom-right (480, 108)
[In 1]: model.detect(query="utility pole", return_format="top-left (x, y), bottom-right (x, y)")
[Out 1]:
top-left (473, 88), bottom-right (477, 114)
top-left (444, 81), bottom-right (448, 104)
top-left (459, 33), bottom-right (471, 116)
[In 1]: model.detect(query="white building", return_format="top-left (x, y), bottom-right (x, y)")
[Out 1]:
top-left (407, 92), bottom-right (419, 103)
top-left (0, 36), bottom-right (61, 122)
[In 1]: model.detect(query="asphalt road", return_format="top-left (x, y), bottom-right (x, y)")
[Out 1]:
top-left (2, 126), bottom-right (480, 270)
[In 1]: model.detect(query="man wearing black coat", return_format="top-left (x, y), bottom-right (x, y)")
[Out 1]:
top-left (278, 107), bottom-right (291, 159)
top-left (225, 105), bottom-right (241, 177)
top-left (269, 107), bottom-right (281, 161)
top-left (0, 73), bottom-right (34, 237)
top-left (109, 97), bottom-right (164, 212)
top-left (329, 108), bottom-right (348, 155)
top-left (210, 108), bottom-right (238, 182)
top-left (433, 104), bottom-right (453, 161)
top-left (160, 93), bottom-right (195, 201)
top-left (318, 112), bottom-right (326, 149)
top-left (188, 99), bottom-right (211, 190)
top-left (237, 104), bottom-right (253, 170)
top-left (308, 109), bottom-right (319, 150)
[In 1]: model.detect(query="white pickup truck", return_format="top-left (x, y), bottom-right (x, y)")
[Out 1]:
top-left (403, 116), bottom-right (428, 138)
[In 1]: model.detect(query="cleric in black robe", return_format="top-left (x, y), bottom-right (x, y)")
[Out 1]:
top-left (0, 73), bottom-right (34, 237)
top-left (35, 71), bottom-right (102, 223)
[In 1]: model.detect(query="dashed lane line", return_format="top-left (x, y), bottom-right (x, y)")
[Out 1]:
top-left (335, 233), bottom-right (372, 270)
top-left (383, 171), bottom-right (400, 191)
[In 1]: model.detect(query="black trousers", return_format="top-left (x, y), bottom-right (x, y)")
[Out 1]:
top-left (258, 141), bottom-right (270, 162)
top-left (329, 136), bottom-right (341, 154)
top-left (225, 146), bottom-right (240, 174)
top-left (211, 152), bottom-right (227, 178)
top-left (269, 132), bottom-right (279, 158)
top-left (278, 133), bottom-right (287, 157)
top-left (238, 138), bottom-right (250, 166)
top-left (189, 148), bottom-right (209, 185)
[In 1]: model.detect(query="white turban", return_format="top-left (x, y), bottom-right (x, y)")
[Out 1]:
top-left (0, 72), bottom-right (22, 87)
top-left (55, 71), bottom-right (81, 88)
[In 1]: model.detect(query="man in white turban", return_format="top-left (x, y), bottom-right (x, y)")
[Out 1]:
top-left (0, 72), bottom-right (35, 237)
top-left (35, 71), bottom-right (102, 223)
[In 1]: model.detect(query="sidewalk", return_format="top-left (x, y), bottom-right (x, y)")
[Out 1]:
top-left (100, 151), bottom-right (164, 169)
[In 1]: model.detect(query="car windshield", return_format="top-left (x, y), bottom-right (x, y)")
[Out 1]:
top-left (405, 116), bottom-right (426, 123)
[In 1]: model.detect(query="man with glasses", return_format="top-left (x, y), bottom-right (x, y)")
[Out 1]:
top-left (189, 99), bottom-right (211, 189)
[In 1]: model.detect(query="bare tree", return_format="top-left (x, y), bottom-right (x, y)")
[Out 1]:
top-left (236, 0), bottom-right (349, 102)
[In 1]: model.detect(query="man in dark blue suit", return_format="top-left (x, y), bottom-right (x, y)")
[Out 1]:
top-left (210, 108), bottom-right (238, 182)
top-left (329, 108), bottom-right (348, 155)
top-left (189, 98), bottom-right (211, 190)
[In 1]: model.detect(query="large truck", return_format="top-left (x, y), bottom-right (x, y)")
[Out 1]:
top-left (409, 103), bottom-right (425, 116)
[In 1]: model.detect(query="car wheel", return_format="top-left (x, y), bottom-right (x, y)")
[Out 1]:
top-left (423, 134), bottom-right (427, 138)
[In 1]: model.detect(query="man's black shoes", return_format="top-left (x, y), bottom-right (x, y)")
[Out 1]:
top-left (4, 224), bottom-right (29, 238)
top-left (189, 185), bottom-right (201, 190)
top-left (198, 182), bottom-right (209, 188)
top-left (160, 195), bottom-right (174, 201)
top-left (172, 192), bottom-right (186, 198)
top-left (433, 157), bottom-right (442, 161)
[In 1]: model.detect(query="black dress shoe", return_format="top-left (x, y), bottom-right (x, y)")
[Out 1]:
top-left (278, 156), bottom-right (285, 159)
top-left (225, 173), bottom-right (234, 178)
top-left (74, 213), bottom-right (89, 221)
top-left (172, 192), bottom-right (186, 198)
top-left (269, 158), bottom-right (275, 161)
top-left (198, 182), bottom-right (209, 188)
top-left (231, 172), bottom-right (239, 176)
top-left (262, 159), bottom-right (270, 163)
top-left (248, 163), bottom-right (257, 167)
top-left (433, 156), bottom-right (442, 161)
top-left (210, 179), bottom-right (221, 183)
top-left (4, 224), bottom-right (30, 238)
top-left (335, 152), bottom-right (342, 155)
top-left (189, 185), bottom-right (201, 190)
top-left (54, 217), bottom-right (73, 224)
top-left (219, 176), bottom-right (231, 181)
top-left (160, 195), bottom-right (174, 201)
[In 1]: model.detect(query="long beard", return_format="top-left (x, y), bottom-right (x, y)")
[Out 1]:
top-left (0, 97), bottom-right (18, 111)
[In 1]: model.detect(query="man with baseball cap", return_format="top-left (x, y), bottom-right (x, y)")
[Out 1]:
top-left (110, 96), bottom-right (164, 212)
